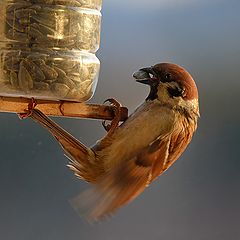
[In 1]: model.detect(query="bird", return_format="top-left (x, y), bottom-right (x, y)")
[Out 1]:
top-left (20, 62), bottom-right (200, 221)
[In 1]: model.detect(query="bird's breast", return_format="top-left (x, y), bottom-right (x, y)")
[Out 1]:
top-left (101, 101), bottom-right (179, 170)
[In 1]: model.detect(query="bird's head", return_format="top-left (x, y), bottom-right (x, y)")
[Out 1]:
top-left (133, 63), bottom-right (199, 116)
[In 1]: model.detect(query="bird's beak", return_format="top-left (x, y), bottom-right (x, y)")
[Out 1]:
top-left (133, 67), bottom-right (156, 86)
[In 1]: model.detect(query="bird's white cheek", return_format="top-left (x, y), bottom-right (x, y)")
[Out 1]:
top-left (157, 84), bottom-right (184, 107)
top-left (157, 84), bottom-right (169, 103)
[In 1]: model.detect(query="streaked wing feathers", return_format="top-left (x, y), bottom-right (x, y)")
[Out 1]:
top-left (75, 136), bottom-right (172, 220)
top-left (79, 122), bottom-right (194, 220)
top-left (72, 159), bottom-right (152, 221)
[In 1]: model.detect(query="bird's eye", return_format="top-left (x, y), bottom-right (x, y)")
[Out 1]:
top-left (162, 73), bottom-right (172, 82)
top-left (164, 73), bottom-right (171, 80)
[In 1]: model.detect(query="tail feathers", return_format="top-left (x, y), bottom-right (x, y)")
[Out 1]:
top-left (30, 109), bottom-right (98, 182)
top-left (71, 159), bottom-right (151, 221)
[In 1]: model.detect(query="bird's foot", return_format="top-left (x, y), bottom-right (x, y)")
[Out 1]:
top-left (18, 97), bottom-right (37, 119)
top-left (102, 98), bottom-right (122, 135)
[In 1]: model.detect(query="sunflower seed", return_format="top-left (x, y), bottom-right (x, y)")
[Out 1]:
top-left (4, 57), bottom-right (20, 71)
top-left (57, 76), bottom-right (75, 88)
top-left (7, 29), bottom-right (29, 42)
top-left (15, 9), bottom-right (37, 19)
top-left (6, 19), bottom-right (26, 32)
top-left (22, 59), bottom-right (46, 81)
top-left (51, 83), bottom-right (70, 98)
top-left (52, 66), bottom-right (67, 78)
top-left (7, 2), bottom-right (32, 12)
top-left (18, 60), bottom-right (34, 91)
top-left (133, 70), bottom-right (150, 80)
top-left (27, 25), bottom-right (44, 39)
top-left (39, 63), bottom-right (58, 79)
top-left (34, 82), bottom-right (50, 91)
top-left (10, 71), bottom-right (19, 88)
top-left (1, 0), bottom-right (101, 101)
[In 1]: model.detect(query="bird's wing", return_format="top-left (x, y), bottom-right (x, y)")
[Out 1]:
top-left (72, 136), bottom-right (172, 221)
top-left (150, 124), bottom-right (193, 182)
top-left (73, 118), bottom-right (195, 220)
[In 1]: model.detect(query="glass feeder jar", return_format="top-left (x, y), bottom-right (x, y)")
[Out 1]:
top-left (0, 0), bottom-right (102, 102)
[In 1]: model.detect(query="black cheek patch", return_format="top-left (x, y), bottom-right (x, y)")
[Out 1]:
top-left (167, 86), bottom-right (183, 98)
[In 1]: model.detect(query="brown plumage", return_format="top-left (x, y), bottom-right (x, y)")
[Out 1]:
top-left (27, 62), bottom-right (199, 221)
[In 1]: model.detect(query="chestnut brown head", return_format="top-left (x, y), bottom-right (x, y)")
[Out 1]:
top-left (153, 63), bottom-right (198, 100)
top-left (133, 63), bottom-right (199, 115)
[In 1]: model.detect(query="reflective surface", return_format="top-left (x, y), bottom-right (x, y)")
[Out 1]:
top-left (0, 0), bottom-right (101, 101)
top-left (0, 0), bottom-right (239, 239)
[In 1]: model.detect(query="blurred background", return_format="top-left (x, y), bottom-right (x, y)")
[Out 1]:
top-left (0, 0), bottom-right (240, 239)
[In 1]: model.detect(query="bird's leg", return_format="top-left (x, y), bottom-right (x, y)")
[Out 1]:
top-left (102, 98), bottom-right (122, 135)
top-left (18, 97), bottom-right (37, 119)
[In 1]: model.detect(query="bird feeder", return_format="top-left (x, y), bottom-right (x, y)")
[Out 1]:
top-left (0, 0), bottom-right (128, 121)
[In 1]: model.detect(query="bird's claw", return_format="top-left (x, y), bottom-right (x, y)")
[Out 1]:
top-left (18, 98), bottom-right (37, 119)
top-left (102, 98), bottom-right (122, 135)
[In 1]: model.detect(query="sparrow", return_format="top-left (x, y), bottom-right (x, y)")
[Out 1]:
top-left (21, 63), bottom-right (199, 220)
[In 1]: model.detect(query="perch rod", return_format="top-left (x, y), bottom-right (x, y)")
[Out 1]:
top-left (0, 96), bottom-right (128, 121)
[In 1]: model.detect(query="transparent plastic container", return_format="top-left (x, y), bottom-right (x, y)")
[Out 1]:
top-left (0, 0), bottom-right (102, 102)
